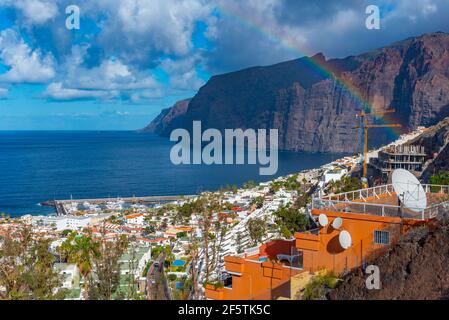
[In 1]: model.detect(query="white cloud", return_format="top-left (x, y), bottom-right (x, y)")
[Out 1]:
top-left (130, 89), bottom-right (164, 103)
top-left (118, 0), bottom-right (210, 55)
top-left (0, 0), bottom-right (58, 25)
top-left (43, 82), bottom-right (118, 101)
top-left (56, 45), bottom-right (159, 91)
top-left (161, 55), bottom-right (206, 90)
top-left (0, 29), bottom-right (55, 84)
top-left (66, 58), bottom-right (159, 91)
top-left (40, 45), bottom-right (163, 101)
top-left (1, 0), bottom-right (449, 104)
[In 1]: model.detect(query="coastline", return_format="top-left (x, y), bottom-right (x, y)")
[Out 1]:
top-left (21, 126), bottom-right (426, 219)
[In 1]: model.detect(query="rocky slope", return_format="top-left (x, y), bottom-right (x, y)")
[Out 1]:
top-left (145, 32), bottom-right (449, 153)
top-left (409, 117), bottom-right (449, 180)
top-left (327, 216), bottom-right (449, 300)
top-left (142, 98), bottom-right (191, 134)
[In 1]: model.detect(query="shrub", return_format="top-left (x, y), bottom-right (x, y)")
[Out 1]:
top-left (430, 171), bottom-right (449, 192)
top-left (205, 280), bottom-right (224, 290)
top-left (302, 271), bottom-right (339, 300)
top-left (167, 274), bottom-right (177, 282)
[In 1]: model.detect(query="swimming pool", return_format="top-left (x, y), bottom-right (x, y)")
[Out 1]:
top-left (172, 259), bottom-right (186, 267)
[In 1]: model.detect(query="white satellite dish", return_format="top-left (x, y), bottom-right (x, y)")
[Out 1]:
top-left (318, 214), bottom-right (329, 227)
top-left (332, 217), bottom-right (343, 230)
top-left (392, 169), bottom-right (427, 212)
top-left (339, 230), bottom-right (352, 249)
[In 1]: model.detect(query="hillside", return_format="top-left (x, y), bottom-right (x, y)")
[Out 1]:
top-left (145, 32), bottom-right (449, 153)
top-left (409, 117), bottom-right (449, 180)
top-left (327, 214), bottom-right (449, 300)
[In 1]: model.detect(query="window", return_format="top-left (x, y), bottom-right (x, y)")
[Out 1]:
top-left (374, 230), bottom-right (390, 245)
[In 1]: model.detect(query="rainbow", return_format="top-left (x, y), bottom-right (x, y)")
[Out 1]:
top-left (216, 6), bottom-right (402, 138)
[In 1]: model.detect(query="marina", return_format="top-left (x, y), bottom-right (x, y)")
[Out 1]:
top-left (42, 195), bottom-right (196, 216)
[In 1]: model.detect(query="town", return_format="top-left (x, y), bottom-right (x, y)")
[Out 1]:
top-left (2, 123), bottom-right (449, 300)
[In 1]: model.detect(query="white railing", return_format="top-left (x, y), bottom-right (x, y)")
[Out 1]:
top-left (244, 246), bottom-right (260, 257)
top-left (313, 184), bottom-right (449, 220)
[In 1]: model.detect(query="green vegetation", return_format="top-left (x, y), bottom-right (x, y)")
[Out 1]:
top-left (58, 232), bottom-right (100, 286)
top-left (0, 212), bottom-right (11, 225)
top-left (142, 261), bottom-right (153, 277)
top-left (270, 174), bottom-right (307, 193)
top-left (329, 176), bottom-right (362, 195)
top-left (176, 231), bottom-right (188, 239)
top-left (205, 280), bottom-right (224, 290)
top-left (246, 218), bottom-right (267, 246)
top-left (250, 196), bottom-right (264, 209)
top-left (0, 224), bottom-right (66, 300)
top-left (107, 215), bottom-right (121, 225)
top-left (172, 276), bottom-right (191, 300)
top-left (294, 194), bottom-right (311, 209)
top-left (59, 231), bottom-right (131, 300)
top-left (243, 180), bottom-right (257, 189)
top-left (167, 274), bottom-right (177, 282)
top-left (235, 232), bottom-right (245, 254)
top-left (302, 271), bottom-right (340, 300)
top-left (273, 204), bottom-right (309, 238)
top-left (87, 236), bottom-right (129, 300)
top-left (430, 171), bottom-right (449, 192)
top-left (144, 225), bottom-right (156, 235)
top-left (61, 229), bottom-right (72, 237)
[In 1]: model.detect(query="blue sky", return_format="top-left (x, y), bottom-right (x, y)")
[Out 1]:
top-left (0, 0), bottom-right (448, 130)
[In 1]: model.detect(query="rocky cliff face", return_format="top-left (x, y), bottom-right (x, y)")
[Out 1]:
top-left (144, 32), bottom-right (449, 153)
top-left (142, 98), bottom-right (191, 133)
top-left (409, 117), bottom-right (449, 179)
top-left (327, 218), bottom-right (449, 300)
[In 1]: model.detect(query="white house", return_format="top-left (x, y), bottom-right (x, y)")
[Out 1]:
top-left (54, 263), bottom-right (80, 289)
top-left (119, 245), bottom-right (152, 278)
top-left (124, 213), bottom-right (145, 225)
top-left (31, 215), bottom-right (91, 231)
top-left (323, 167), bottom-right (349, 184)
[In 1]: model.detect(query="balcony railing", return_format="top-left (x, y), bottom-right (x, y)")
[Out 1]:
top-left (235, 245), bottom-right (260, 258)
top-left (313, 184), bottom-right (449, 220)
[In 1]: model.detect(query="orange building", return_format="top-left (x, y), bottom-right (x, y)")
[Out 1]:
top-left (206, 240), bottom-right (300, 300)
top-left (206, 184), bottom-right (449, 300)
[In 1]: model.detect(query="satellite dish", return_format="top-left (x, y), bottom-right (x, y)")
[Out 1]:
top-left (392, 169), bottom-right (427, 212)
top-left (332, 217), bottom-right (343, 230)
top-left (339, 230), bottom-right (352, 249)
top-left (318, 214), bottom-right (329, 227)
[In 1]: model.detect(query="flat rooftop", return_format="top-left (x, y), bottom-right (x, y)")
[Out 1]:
top-left (313, 184), bottom-right (449, 220)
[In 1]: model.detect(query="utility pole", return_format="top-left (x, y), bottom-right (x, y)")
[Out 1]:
top-left (356, 109), bottom-right (401, 185)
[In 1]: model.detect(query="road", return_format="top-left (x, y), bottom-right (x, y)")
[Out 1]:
top-left (146, 252), bottom-right (171, 300)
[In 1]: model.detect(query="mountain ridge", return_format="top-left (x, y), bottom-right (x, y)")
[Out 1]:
top-left (143, 32), bottom-right (449, 153)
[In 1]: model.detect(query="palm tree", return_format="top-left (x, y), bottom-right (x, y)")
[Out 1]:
top-left (59, 232), bottom-right (100, 293)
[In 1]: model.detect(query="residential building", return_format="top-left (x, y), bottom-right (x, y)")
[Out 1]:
top-left (206, 182), bottom-right (449, 300)
top-left (323, 167), bottom-right (348, 184)
top-left (54, 263), bottom-right (80, 289)
top-left (31, 215), bottom-right (92, 231)
top-left (125, 213), bottom-right (145, 225)
top-left (370, 145), bottom-right (427, 181)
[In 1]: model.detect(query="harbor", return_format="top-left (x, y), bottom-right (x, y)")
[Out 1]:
top-left (41, 195), bottom-right (196, 216)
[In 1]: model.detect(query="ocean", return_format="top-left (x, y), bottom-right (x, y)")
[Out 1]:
top-left (0, 131), bottom-right (347, 216)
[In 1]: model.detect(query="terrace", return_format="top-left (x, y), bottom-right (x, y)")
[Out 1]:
top-left (205, 240), bottom-right (304, 300)
top-left (225, 241), bottom-right (304, 275)
top-left (313, 184), bottom-right (449, 220)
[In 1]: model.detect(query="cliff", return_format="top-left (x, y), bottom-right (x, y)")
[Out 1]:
top-left (142, 98), bottom-right (191, 134)
top-left (145, 32), bottom-right (449, 153)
